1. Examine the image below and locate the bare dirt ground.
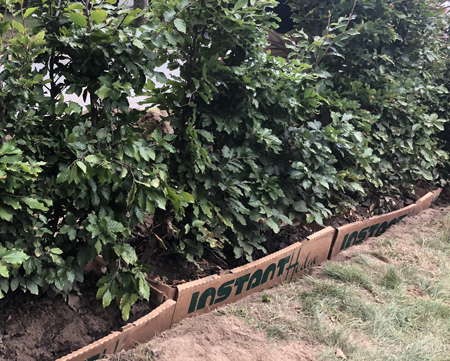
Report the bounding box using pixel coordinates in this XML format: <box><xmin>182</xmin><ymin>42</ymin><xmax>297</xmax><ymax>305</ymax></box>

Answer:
<box><xmin>107</xmin><ymin>204</ymin><xmax>450</xmax><ymax>361</ymax></box>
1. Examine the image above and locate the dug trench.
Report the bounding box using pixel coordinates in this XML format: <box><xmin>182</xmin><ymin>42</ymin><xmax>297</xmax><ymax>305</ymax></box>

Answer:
<box><xmin>1</xmin><ymin>184</ymin><xmax>439</xmax><ymax>361</ymax></box>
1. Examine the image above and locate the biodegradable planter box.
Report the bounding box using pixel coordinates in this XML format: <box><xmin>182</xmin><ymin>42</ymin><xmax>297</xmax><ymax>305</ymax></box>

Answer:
<box><xmin>171</xmin><ymin>227</ymin><xmax>336</xmax><ymax>325</ymax></box>
<box><xmin>329</xmin><ymin>203</ymin><xmax>417</xmax><ymax>259</ymax></box>
<box><xmin>57</xmin><ymin>300</ymin><xmax>176</xmax><ymax>361</ymax></box>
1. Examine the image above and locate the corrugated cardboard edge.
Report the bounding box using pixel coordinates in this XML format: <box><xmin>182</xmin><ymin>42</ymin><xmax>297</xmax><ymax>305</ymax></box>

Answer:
<box><xmin>432</xmin><ymin>188</ymin><xmax>442</xmax><ymax>203</ymax></box>
<box><xmin>171</xmin><ymin>227</ymin><xmax>336</xmax><ymax>325</ymax></box>
<box><xmin>56</xmin><ymin>331</ymin><xmax>125</xmax><ymax>361</ymax></box>
<box><xmin>414</xmin><ymin>192</ymin><xmax>434</xmax><ymax>215</ymax></box>
<box><xmin>121</xmin><ymin>299</ymin><xmax>176</xmax><ymax>350</ymax></box>
<box><xmin>149</xmin><ymin>283</ymin><xmax>168</xmax><ymax>306</ymax></box>
<box><xmin>148</xmin><ymin>280</ymin><xmax>178</xmax><ymax>300</ymax></box>
<box><xmin>329</xmin><ymin>203</ymin><xmax>417</xmax><ymax>259</ymax></box>
<box><xmin>56</xmin><ymin>300</ymin><xmax>176</xmax><ymax>361</ymax></box>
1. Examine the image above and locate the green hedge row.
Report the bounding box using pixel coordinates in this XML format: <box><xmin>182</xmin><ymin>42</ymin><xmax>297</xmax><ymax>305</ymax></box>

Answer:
<box><xmin>0</xmin><ymin>0</ymin><xmax>448</xmax><ymax>317</ymax></box>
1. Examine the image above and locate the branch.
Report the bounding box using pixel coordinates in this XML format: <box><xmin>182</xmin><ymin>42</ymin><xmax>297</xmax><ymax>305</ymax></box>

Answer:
<box><xmin>315</xmin><ymin>0</ymin><xmax>358</xmax><ymax>68</ymax></box>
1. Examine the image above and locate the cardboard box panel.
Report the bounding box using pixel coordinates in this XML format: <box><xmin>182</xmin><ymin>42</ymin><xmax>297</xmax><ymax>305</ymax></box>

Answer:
<box><xmin>57</xmin><ymin>300</ymin><xmax>176</xmax><ymax>361</ymax></box>
<box><xmin>56</xmin><ymin>332</ymin><xmax>125</xmax><ymax>361</ymax></box>
<box><xmin>414</xmin><ymin>192</ymin><xmax>434</xmax><ymax>215</ymax></box>
<box><xmin>171</xmin><ymin>227</ymin><xmax>336</xmax><ymax>325</ymax></box>
<box><xmin>432</xmin><ymin>188</ymin><xmax>442</xmax><ymax>203</ymax></box>
<box><xmin>148</xmin><ymin>280</ymin><xmax>178</xmax><ymax>300</ymax></box>
<box><xmin>329</xmin><ymin>204</ymin><xmax>417</xmax><ymax>259</ymax></box>
<box><xmin>122</xmin><ymin>299</ymin><xmax>176</xmax><ymax>350</ymax></box>
<box><xmin>149</xmin><ymin>283</ymin><xmax>168</xmax><ymax>306</ymax></box>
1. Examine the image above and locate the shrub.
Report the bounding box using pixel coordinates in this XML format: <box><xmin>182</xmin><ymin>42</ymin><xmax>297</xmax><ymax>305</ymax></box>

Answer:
<box><xmin>0</xmin><ymin>0</ymin><xmax>448</xmax><ymax>317</ymax></box>
<box><xmin>0</xmin><ymin>0</ymin><xmax>193</xmax><ymax>319</ymax></box>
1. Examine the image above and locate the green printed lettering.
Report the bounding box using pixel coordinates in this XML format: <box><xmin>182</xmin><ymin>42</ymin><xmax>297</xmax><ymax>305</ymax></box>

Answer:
<box><xmin>276</xmin><ymin>255</ymin><xmax>291</xmax><ymax>276</ymax></box>
<box><xmin>215</xmin><ymin>280</ymin><xmax>234</xmax><ymax>304</ymax></box>
<box><xmin>399</xmin><ymin>214</ymin><xmax>407</xmax><ymax>222</ymax></box>
<box><xmin>113</xmin><ymin>339</ymin><xmax>120</xmax><ymax>354</ymax></box>
<box><xmin>375</xmin><ymin>221</ymin><xmax>388</xmax><ymax>237</ymax></box>
<box><xmin>340</xmin><ymin>234</ymin><xmax>349</xmax><ymax>250</ymax></box>
<box><xmin>368</xmin><ymin>223</ymin><xmax>379</xmax><ymax>237</ymax></box>
<box><xmin>197</xmin><ymin>288</ymin><xmax>216</xmax><ymax>311</ymax></box>
<box><xmin>261</xmin><ymin>263</ymin><xmax>276</xmax><ymax>284</ymax></box>
<box><xmin>234</xmin><ymin>274</ymin><xmax>250</xmax><ymax>295</ymax></box>
<box><xmin>86</xmin><ymin>355</ymin><xmax>100</xmax><ymax>361</ymax></box>
<box><xmin>246</xmin><ymin>269</ymin><xmax>263</xmax><ymax>291</ymax></box>
<box><xmin>286</xmin><ymin>249</ymin><xmax>300</xmax><ymax>280</ymax></box>
<box><xmin>387</xmin><ymin>218</ymin><xmax>397</xmax><ymax>228</ymax></box>
<box><xmin>347</xmin><ymin>231</ymin><xmax>358</xmax><ymax>247</ymax></box>
<box><xmin>188</xmin><ymin>291</ymin><xmax>200</xmax><ymax>314</ymax></box>
<box><xmin>355</xmin><ymin>227</ymin><xmax>369</xmax><ymax>245</ymax></box>
<box><xmin>299</xmin><ymin>253</ymin><xmax>310</xmax><ymax>271</ymax></box>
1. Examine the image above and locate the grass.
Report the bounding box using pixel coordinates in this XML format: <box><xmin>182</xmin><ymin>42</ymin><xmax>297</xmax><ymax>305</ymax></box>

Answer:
<box><xmin>224</xmin><ymin>211</ymin><xmax>450</xmax><ymax>361</ymax></box>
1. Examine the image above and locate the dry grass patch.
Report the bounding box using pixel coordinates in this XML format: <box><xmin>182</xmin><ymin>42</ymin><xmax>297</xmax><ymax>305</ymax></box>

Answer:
<box><xmin>226</xmin><ymin>208</ymin><xmax>450</xmax><ymax>361</ymax></box>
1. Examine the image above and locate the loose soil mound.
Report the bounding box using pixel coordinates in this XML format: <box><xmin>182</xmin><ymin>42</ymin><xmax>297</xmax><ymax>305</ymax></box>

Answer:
<box><xmin>110</xmin><ymin>314</ymin><xmax>316</xmax><ymax>361</ymax></box>
<box><xmin>0</xmin><ymin>274</ymin><xmax>153</xmax><ymax>361</ymax></box>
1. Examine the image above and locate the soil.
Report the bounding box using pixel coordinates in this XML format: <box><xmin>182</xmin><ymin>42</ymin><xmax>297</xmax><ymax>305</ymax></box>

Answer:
<box><xmin>109</xmin><ymin>313</ymin><xmax>316</xmax><ymax>361</ymax></box>
<box><xmin>142</xmin><ymin>191</ymin><xmax>421</xmax><ymax>286</ymax></box>
<box><xmin>0</xmin><ymin>273</ymin><xmax>153</xmax><ymax>361</ymax></box>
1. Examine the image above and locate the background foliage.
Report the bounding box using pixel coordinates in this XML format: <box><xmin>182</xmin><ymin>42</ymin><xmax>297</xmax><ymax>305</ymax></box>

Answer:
<box><xmin>0</xmin><ymin>0</ymin><xmax>449</xmax><ymax>317</ymax></box>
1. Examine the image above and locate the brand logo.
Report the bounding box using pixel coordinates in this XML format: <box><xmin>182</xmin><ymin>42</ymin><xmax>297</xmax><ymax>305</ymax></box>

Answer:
<box><xmin>188</xmin><ymin>248</ymin><xmax>318</xmax><ymax>314</ymax></box>
<box><xmin>340</xmin><ymin>213</ymin><xmax>410</xmax><ymax>251</ymax></box>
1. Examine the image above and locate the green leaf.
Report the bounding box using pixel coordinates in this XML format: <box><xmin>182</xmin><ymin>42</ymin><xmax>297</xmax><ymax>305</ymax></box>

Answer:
<box><xmin>96</xmin><ymin>86</ymin><xmax>110</xmax><ymax>99</ymax></box>
<box><xmin>24</xmin><ymin>7</ymin><xmax>39</xmax><ymax>19</ymax></box>
<box><xmin>114</xmin><ymin>244</ymin><xmax>138</xmax><ymax>264</ymax></box>
<box><xmin>139</xmin><ymin>275</ymin><xmax>150</xmax><ymax>300</ymax></box>
<box><xmin>180</xmin><ymin>192</ymin><xmax>194</xmax><ymax>203</ymax></box>
<box><xmin>91</xmin><ymin>9</ymin><xmax>108</xmax><ymax>24</ymax></box>
<box><xmin>57</xmin><ymin>168</ymin><xmax>70</xmax><ymax>184</ymax></box>
<box><xmin>0</xmin><ymin>206</ymin><xmax>13</xmax><ymax>222</ymax></box>
<box><xmin>67</xmin><ymin>3</ymin><xmax>85</xmax><ymax>10</ymax></box>
<box><xmin>163</xmin><ymin>9</ymin><xmax>176</xmax><ymax>22</ymax></box>
<box><xmin>133</xmin><ymin>38</ymin><xmax>144</xmax><ymax>49</ymax></box>
<box><xmin>234</xmin><ymin>0</ymin><xmax>247</xmax><ymax>10</ymax></box>
<box><xmin>127</xmin><ymin>182</ymin><xmax>137</xmax><ymax>206</ymax></box>
<box><xmin>76</xmin><ymin>161</ymin><xmax>87</xmax><ymax>173</ymax></box>
<box><xmin>174</xmin><ymin>18</ymin><xmax>186</xmax><ymax>33</ymax></box>
<box><xmin>11</xmin><ymin>20</ymin><xmax>24</xmax><ymax>34</ymax></box>
<box><xmin>102</xmin><ymin>290</ymin><xmax>112</xmax><ymax>308</ymax></box>
<box><xmin>106</xmin><ymin>219</ymin><xmax>125</xmax><ymax>233</ymax></box>
<box><xmin>122</xmin><ymin>304</ymin><xmax>131</xmax><ymax>321</ymax></box>
<box><xmin>293</xmin><ymin>200</ymin><xmax>308</xmax><ymax>213</ymax></box>
<box><xmin>68</xmin><ymin>13</ymin><xmax>87</xmax><ymax>27</ymax></box>
<box><xmin>2</xmin><ymin>197</ymin><xmax>21</xmax><ymax>210</ymax></box>
<box><xmin>0</xmin><ymin>264</ymin><xmax>9</xmax><ymax>278</ymax></box>
<box><xmin>26</xmin><ymin>280</ymin><xmax>39</xmax><ymax>295</ymax></box>
<box><xmin>0</xmin><ymin>140</ymin><xmax>17</xmax><ymax>155</ymax></box>
<box><xmin>85</xmin><ymin>155</ymin><xmax>103</xmax><ymax>164</ymax></box>
<box><xmin>2</xmin><ymin>250</ymin><xmax>29</xmax><ymax>265</ymax></box>
<box><xmin>22</xmin><ymin>197</ymin><xmax>49</xmax><ymax>211</ymax></box>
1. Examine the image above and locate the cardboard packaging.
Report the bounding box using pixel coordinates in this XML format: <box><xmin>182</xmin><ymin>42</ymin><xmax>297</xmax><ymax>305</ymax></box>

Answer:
<box><xmin>329</xmin><ymin>203</ymin><xmax>417</xmax><ymax>259</ymax></box>
<box><xmin>171</xmin><ymin>227</ymin><xmax>336</xmax><ymax>325</ymax></box>
<box><xmin>57</xmin><ymin>300</ymin><xmax>176</xmax><ymax>361</ymax></box>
